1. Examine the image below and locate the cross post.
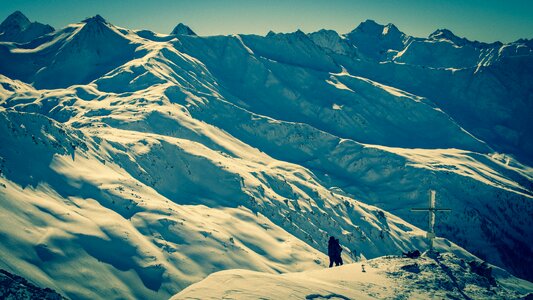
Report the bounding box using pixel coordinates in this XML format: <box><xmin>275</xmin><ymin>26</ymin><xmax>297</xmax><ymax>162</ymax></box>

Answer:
<box><xmin>411</xmin><ymin>190</ymin><xmax>451</xmax><ymax>251</ymax></box>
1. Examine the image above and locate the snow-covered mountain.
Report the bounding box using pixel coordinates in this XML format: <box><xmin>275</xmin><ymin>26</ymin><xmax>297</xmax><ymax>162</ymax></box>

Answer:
<box><xmin>0</xmin><ymin>11</ymin><xmax>54</xmax><ymax>43</ymax></box>
<box><xmin>0</xmin><ymin>12</ymin><xmax>532</xmax><ymax>299</ymax></box>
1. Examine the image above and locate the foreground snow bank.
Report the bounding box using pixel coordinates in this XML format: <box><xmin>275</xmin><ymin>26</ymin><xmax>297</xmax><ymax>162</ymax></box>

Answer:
<box><xmin>173</xmin><ymin>252</ymin><xmax>533</xmax><ymax>300</ymax></box>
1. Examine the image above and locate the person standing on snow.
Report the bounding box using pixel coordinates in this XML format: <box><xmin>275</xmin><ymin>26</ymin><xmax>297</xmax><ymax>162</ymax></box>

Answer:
<box><xmin>328</xmin><ymin>236</ymin><xmax>343</xmax><ymax>267</ymax></box>
<box><xmin>335</xmin><ymin>238</ymin><xmax>343</xmax><ymax>266</ymax></box>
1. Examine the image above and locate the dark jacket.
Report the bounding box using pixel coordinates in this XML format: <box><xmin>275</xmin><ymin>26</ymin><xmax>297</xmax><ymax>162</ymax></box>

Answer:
<box><xmin>328</xmin><ymin>237</ymin><xmax>340</xmax><ymax>257</ymax></box>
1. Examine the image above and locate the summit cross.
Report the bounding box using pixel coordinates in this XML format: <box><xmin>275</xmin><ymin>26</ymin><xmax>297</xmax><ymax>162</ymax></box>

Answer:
<box><xmin>411</xmin><ymin>190</ymin><xmax>451</xmax><ymax>251</ymax></box>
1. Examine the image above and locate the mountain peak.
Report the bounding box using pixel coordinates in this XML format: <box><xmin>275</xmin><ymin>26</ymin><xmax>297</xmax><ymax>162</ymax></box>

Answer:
<box><xmin>263</xmin><ymin>29</ymin><xmax>309</xmax><ymax>42</ymax></box>
<box><xmin>351</xmin><ymin>20</ymin><xmax>404</xmax><ymax>38</ymax></box>
<box><xmin>361</xmin><ymin>19</ymin><xmax>379</xmax><ymax>26</ymax></box>
<box><xmin>171</xmin><ymin>23</ymin><xmax>196</xmax><ymax>36</ymax></box>
<box><xmin>82</xmin><ymin>14</ymin><xmax>107</xmax><ymax>24</ymax></box>
<box><xmin>352</xmin><ymin>19</ymin><xmax>383</xmax><ymax>34</ymax></box>
<box><xmin>1</xmin><ymin>11</ymin><xmax>31</xmax><ymax>30</ymax></box>
<box><xmin>76</xmin><ymin>14</ymin><xmax>115</xmax><ymax>39</ymax></box>
<box><xmin>429</xmin><ymin>29</ymin><xmax>458</xmax><ymax>41</ymax></box>
<box><xmin>429</xmin><ymin>28</ymin><xmax>502</xmax><ymax>48</ymax></box>
<box><xmin>8</xmin><ymin>10</ymin><xmax>26</xmax><ymax>18</ymax></box>
<box><xmin>0</xmin><ymin>11</ymin><xmax>54</xmax><ymax>43</ymax></box>
<box><xmin>293</xmin><ymin>29</ymin><xmax>307</xmax><ymax>38</ymax></box>
<box><xmin>383</xmin><ymin>23</ymin><xmax>401</xmax><ymax>35</ymax></box>
<box><xmin>344</xmin><ymin>20</ymin><xmax>409</xmax><ymax>60</ymax></box>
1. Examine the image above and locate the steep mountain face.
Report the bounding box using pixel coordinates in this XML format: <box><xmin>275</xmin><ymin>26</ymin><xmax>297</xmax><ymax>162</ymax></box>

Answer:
<box><xmin>0</xmin><ymin>12</ymin><xmax>532</xmax><ymax>299</ymax></box>
<box><xmin>0</xmin><ymin>11</ymin><xmax>54</xmax><ymax>43</ymax></box>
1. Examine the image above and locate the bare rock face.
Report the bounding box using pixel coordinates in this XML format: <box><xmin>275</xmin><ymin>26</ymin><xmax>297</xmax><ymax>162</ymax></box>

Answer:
<box><xmin>0</xmin><ymin>269</ymin><xmax>66</xmax><ymax>300</ymax></box>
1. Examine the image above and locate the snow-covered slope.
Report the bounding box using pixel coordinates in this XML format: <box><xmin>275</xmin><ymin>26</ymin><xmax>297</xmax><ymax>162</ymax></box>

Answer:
<box><xmin>173</xmin><ymin>252</ymin><xmax>533</xmax><ymax>300</ymax></box>
<box><xmin>0</xmin><ymin>15</ymin><xmax>139</xmax><ymax>89</ymax></box>
<box><xmin>0</xmin><ymin>100</ymin><xmax>439</xmax><ymax>299</ymax></box>
<box><xmin>0</xmin><ymin>12</ymin><xmax>532</xmax><ymax>299</ymax></box>
<box><xmin>335</xmin><ymin>23</ymin><xmax>533</xmax><ymax>165</ymax></box>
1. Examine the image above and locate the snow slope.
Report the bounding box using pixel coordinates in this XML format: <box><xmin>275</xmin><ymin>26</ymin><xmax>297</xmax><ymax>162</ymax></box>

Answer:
<box><xmin>0</xmin><ymin>15</ymin><xmax>139</xmax><ymax>89</ymax></box>
<box><xmin>0</xmin><ymin>12</ymin><xmax>532</xmax><ymax>299</ymax></box>
<box><xmin>174</xmin><ymin>252</ymin><xmax>533</xmax><ymax>300</ymax></box>
<box><xmin>336</xmin><ymin>25</ymin><xmax>533</xmax><ymax>165</ymax></box>
<box><xmin>0</xmin><ymin>106</ymin><xmax>440</xmax><ymax>299</ymax></box>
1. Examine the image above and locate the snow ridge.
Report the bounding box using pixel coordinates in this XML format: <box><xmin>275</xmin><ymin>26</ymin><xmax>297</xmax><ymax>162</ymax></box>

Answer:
<box><xmin>174</xmin><ymin>252</ymin><xmax>533</xmax><ymax>300</ymax></box>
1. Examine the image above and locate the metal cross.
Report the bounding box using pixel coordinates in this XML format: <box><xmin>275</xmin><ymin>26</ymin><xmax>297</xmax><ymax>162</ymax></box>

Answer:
<box><xmin>411</xmin><ymin>190</ymin><xmax>451</xmax><ymax>251</ymax></box>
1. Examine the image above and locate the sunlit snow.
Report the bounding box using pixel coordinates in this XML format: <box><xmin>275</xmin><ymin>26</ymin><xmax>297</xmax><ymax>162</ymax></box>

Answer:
<box><xmin>0</xmin><ymin>11</ymin><xmax>532</xmax><ymax>300</ymax></box>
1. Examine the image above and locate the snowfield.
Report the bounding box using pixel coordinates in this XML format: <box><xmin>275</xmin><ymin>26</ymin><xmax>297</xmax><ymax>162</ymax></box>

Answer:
<box><xmin>0</xmin><ymin>11</ymin><xmax>532</xmax><ymax>299</ymax></box>
<box><xmin>173</xmin><ymin>252</ymin><xmax>533</xmax><ymax>300</ymax></box>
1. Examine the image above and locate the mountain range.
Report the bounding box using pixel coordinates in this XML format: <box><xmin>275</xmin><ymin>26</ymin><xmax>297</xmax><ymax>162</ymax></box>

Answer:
<box><xmin>0</xmin><ymin>11</ymin><xmax>532</xmax><ymax>299</ymax></box>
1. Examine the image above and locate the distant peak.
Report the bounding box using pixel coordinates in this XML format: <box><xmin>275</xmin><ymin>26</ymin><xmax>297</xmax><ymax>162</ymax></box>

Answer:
<box><xmin>383</xmin><ymin>23</ymin><xmax>401</xmax><ymax>35</ymax></box>
<box><xmin>171</xmin><ymin>23</ymin><xmax>196</xmax><ymax>36</ymax></box>
<box><xmin>351</xmin><ymin>19</ymin><xmax>385</xmax><ymax>34</ymax></box>
<box><xmin>384</xmin><ymin>23</ymin><xmax>399</xmax><ymax>31</ymax></box>
<box><xmin>73</xmin><ymin>14</ymin><xmax>124</xmax><ymax>42</ymax></box>
<box><xmin>429</xmin><ymin>29</ymin><xmax>478</xmax><ymax>44</ymax></box>
<box><xmin>361</xmin><ymin>19</ymin><xmax>380</xmax><ymax>26</ymax></box>
<box><xmin>1</xmin><ymin>10</ymin><xmax>31</xmax><ymax>28</ymax></box>
<box><xmin>7</xmin><ymin>11</ymin><xmax>29</xmax><ymax>21</ymax></box>
<box><xmin>429</xmin><ymin>29</ymin><xmax>457</xmax><ymax>40</ymax></box>
<box><xmin>82</xmin><ymin>15</ymin><xmax>107</xmax><ymax>24</ymax></box>
<box><xmin>293</xmin><ymin>29</ymin><xmax>307</xmax><ymax>38</ymax></box>
<box><xmin>315</xmin><ymin>28</ymin><xmax>334</xmax><ymax>34</ymax></box>
<box><xmin>310</xmin><ymin>29</ymin><xmax>340</xmax><ymax>37</ymax></box>
<box><xmin>0</xmin><ymin>11</ymin><xmax>54</xmax><ymax>43</ymax></box>
<box><xmin>265</xmin><ymin>29</ymin><xmax>308</xmax><ymax>41</ymax></box>
<box><xmin>349</xmin><ymin>19</ymin><xmax>405</xmax><ymax>38</ymax></box>
<box><xmin>429</xmin><ymin>28</ymin><xmax>502</xmax><ymax>48</ymax></box>
<box><xmin>8</xmin><ymin>11</ymin><xmax>28</xmax><ymax>21</ymax></box>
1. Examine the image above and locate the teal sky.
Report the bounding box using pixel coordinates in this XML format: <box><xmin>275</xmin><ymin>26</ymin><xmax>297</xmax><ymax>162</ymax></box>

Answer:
<box><xmin>1</xmin><ymin>0</ymin><xmax>532</xmax><ymax>42</ymax></box>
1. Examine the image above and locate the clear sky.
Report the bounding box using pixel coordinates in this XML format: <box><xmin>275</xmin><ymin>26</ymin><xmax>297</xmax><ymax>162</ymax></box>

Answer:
<box><xmin>1</xmin><ymin>0</ymin><xmax>532</xmax><ymax>43</ymax></box>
